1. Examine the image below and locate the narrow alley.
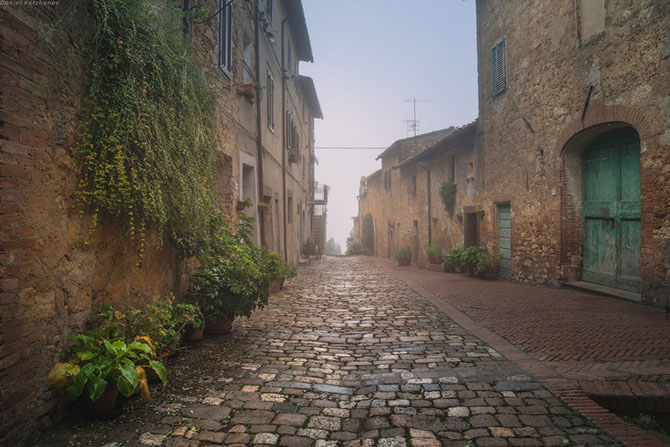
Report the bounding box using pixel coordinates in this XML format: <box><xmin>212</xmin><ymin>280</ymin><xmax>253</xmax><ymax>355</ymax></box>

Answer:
<box><xmin>38</xmin><ymin>256</ymin><xmax>670</xmax><ymax>447</ymax></box>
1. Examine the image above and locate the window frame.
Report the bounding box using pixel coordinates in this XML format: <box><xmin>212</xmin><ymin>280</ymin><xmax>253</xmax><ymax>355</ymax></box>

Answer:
<box><xmin>218</xmin><ymin>0</ymin><xmax>233</xmax><ymax>78</ymax></box>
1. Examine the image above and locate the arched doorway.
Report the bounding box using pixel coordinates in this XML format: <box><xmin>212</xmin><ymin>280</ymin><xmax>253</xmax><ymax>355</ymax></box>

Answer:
<box><xmin>582</xmin><ymin>128</ymin><xmax>640</xmax><ymax>292</ymax></box>
<box><xmin>570</xmin><ymin>127</ymin><xmax>641</xmax><ymax>293</ymax></box>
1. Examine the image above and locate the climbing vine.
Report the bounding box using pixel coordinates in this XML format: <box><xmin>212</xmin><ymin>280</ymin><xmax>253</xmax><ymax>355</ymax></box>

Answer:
<box><xmin>439</xmin><ymin>181</ymin><xmax>457</xmax><ymax>215</ymax></box>
<box><xmin>77</xmin><ymin>0</ymin><xmax>220</xmax><ymax>258</ymax></box>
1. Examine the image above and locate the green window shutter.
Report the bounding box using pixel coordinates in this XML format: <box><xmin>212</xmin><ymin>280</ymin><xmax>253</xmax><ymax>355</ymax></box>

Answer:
<box><xmin>491</xmin><ymin>39</ymin><xmax>506</xmax><ymax>97</ymax></box>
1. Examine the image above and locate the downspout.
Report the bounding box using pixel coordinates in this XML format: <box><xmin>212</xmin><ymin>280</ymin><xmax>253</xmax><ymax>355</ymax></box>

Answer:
<box><xmin>254</xmin><ymin>0</ymin><xmax>265</xmax><ymax>246</ymax></box>
<box><xmin>281</xmin><ymin>17</ymin><xmax>288</xmax><ymax>262</ymax></box>
<box><xmin>427</xmin><ymin>168</ymin><xmax>432</xmax><ymax>245</ymax></box>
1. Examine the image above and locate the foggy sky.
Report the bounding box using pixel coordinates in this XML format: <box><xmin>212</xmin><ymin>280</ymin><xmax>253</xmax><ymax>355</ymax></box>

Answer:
<box><xmin>300</xmin><ymin>1</ymin><xmax>479</xmax><ymax>249</ymax></box>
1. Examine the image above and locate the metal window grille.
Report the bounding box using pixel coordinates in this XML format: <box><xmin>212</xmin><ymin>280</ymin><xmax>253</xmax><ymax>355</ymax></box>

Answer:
<box><xmin>218</xmin><ymin>0</ymin><xmax>233</xmax><ymax>77</ymax></box>
<box><xmin>491</xmin><ymin>39</ymin><xmax>506</xmax><ymax>97</ymax></box>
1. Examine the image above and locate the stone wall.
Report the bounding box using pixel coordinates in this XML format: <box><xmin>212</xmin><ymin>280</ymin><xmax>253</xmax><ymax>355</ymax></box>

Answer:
<box><xmin>358</xmin><ymin>128</ymin><xmax>477</xmax><ymax>264</ymax></box>
<box><xmin>475</xmin><ymin>0</ymin><xmax>670</xmax><ymax>303</ymax></box>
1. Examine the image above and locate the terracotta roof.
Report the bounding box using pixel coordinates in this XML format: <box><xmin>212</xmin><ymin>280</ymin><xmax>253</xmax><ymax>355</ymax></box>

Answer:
<box><xmin>375</xmin><ymin>127</ymin><xmax>456</xmax><ymax>161</ymax></box>
<box><xmin>397</xmin><ymin>120</ymin><xmax>478</xmax><ymax>168</ymax></box>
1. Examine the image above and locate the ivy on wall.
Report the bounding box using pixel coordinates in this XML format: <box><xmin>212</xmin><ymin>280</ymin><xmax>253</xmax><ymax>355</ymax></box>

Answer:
<box><xmin>77</xmin><ymin>0</ymin><xmax>221</xmax><ymax>258</ymax></box>
<box><xmin>439</xmin><ymin>182</ymin><xmax>457</xmax><ymax>215</ymax></box>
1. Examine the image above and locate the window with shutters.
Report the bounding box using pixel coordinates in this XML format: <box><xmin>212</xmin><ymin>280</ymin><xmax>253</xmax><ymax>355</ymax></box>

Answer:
<box><xmin>265</xmin><ymin>0</ymin><xmax>273</xmax><ymax>25</ymax></box>
<box><xmin>218</xmin><ymin>0</ymin><xmax>233</xmax><ymax>78</ymax></box>
<box><xmin>267</xmin><ymin>69</ymin><xmax>274</xmax><ymax>131</ymax></box>
<box><xmin>491</xmin><ymin>38</ymin><xmax>506</xmax><ymax>97</ymax></box>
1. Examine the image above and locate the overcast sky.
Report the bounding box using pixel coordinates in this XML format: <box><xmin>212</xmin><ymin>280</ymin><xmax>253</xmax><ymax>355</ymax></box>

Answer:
<box><xmin>300</xmin><ymin>1</ymin><xmax>479</xmax><ymax>249</ymax></box>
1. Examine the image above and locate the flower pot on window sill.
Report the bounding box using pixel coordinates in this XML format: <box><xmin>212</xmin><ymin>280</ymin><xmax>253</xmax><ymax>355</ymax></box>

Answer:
<box><xmin>236</xmin><ymin>200</ymin><xmax>247</xmax><ymax>211</ymax></box>
<box><xmin>240</xmin><ymin>83</ymin><xmax>255</xmax><ymax>101</ymax></box>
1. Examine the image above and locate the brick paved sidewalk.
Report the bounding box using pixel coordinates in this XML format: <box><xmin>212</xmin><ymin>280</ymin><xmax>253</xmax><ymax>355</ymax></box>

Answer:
<box><xmin>37</xmin><ymin>256</ymin><xmax>666</xmax><ymax>447</ymax></box>
<box><xmin>374</xmin><ymin>256</ymin><xmax>670</xmax><ymax>444</ymax></box>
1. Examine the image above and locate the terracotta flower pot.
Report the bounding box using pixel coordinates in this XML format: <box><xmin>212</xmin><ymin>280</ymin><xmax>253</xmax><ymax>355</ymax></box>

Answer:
<box><xmin>397</xmin><ymin>258</ymin><xmax>410</xmax><ymax>266</ymax></box>
<box><xmin>184</xmin><ymin>328</ymin><xmax>204</xmax><ymax>341</ymax></box>
<box><xmin>236</xmin><ymin>201</ymin><xmax>247</xmax><ymax>211</ymax></box>
<box><xmin>146</xmin><ymin>354</ymin><xmax>168</xmax><ymax>383</ymax></box>
<box><xmin>269</xmin><ymin>275</ymin><xmax>283</xmax><ymax>293</ymax></box>
<box><xmin>482</xmin><ymin>268</ymin><xmax>498</xmax><ymax>281</ymax></box>
<box><xmin>205</xmin><ymin>318</ymin><xmax>234</xmax><ymax>334</ymax></box>
<box><xmin>428</xmin><ymin>256</ymin><xmax>443</xmax><ymax>264</ymax></box>
<box><xmin>90</xmin><ymin>382</ymin><xmax>119</xmax><ymax>415</ymax></box>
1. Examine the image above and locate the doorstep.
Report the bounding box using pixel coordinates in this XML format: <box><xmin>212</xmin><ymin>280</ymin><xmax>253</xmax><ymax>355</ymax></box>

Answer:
<box><xmin>563</xmin><ymin>281</ymin><xmax>641</xmax><ymax>303</ymax></box>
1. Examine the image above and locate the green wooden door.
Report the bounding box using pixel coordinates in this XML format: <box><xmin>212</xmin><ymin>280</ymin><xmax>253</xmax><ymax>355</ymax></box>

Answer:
<box><xmin>582</xmin><ymin>129</ymin><xmax>640</xmax><ymax>293</ymax></box>
<box><xmin>497</xmin><ymin>204</ymin><xmax>511</xmax><ymax>279</ymax></box>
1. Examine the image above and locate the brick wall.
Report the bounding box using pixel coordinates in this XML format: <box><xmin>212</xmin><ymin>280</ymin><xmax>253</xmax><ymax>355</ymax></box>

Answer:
<box><xmin>0</xmin><ymin>1</ymin><xmax>244</xmax><ymax>443</ymax></box>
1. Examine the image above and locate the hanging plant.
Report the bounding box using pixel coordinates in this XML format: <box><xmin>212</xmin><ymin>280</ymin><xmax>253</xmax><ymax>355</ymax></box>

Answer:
<box><xmin>439</xmin><ymin>182</ymin><xmax>457</xmax><ymax>215</ymax></box>
<box><xmin>77</xmin><ymin>0</ymin><xmax>221</xmax><ymax>259</ymax></box>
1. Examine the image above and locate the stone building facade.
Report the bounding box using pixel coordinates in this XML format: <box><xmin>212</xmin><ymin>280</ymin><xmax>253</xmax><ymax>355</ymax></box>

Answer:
<box><xmin>357</xmin><ymin>0</ymin><xmax>669</xmax><ymax>306</ymax></box>
<box><xmin>0</xmin><ymin>0</ymin><xmax>321</xmax><ymax>443</ymax></box>
<box><xmin>357</xmin><ymin>129</ymin><xmax>459</xmax><ymax>263</ymax></box>
<box><xmin>475</xmin><ymin>0</ymin><xmax>669</xmax><ymax>304</ymax></box>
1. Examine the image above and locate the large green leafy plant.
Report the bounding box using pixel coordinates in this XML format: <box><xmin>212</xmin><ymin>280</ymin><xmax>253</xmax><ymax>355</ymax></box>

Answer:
<box><xmin>48</xmin><ymin>329</ymin><xmax>166</xmax><ymax>403</ymax></box>
<box><xmin>78</xmin><ymin>0</ymin><xmax>220</xmax><ymax>257</ymax></box>
<box><xmin>186</xmin><ymin>216</ymin><xmax>272</xmax><ymax>321</ymax></box>
<box><xmin>462</xmin><ymin>246</ymin><xmax>488</xmax><ymax>269</ymax></box>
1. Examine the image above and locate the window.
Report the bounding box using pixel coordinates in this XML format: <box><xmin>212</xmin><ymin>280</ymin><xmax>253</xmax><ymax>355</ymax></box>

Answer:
<box><xmin>409</xmin><ymin>175</ymin><xmax>417</xmax><ymax>196</ymax></box>
<box><xmin>384</xmin><ymin>170</ymin><xmax>392</xmax><ymax>191</ymax></box>
<box><xmin>242</xmin><ymin>39</ymin><xmax>252</xmax><ymax>84</ymax></box>
<box><xmin>491</xmin><ymin>38</ymin><xmax>506</xmax><ymax>97</ymax></box>
<box><xmin>287</xmin><ymin>196</ymin><xmax>293</xmax><ymax>223</ymax></box>
<box><xmin>218</xmin><ymin>0</ymin><xmax>233</xmax><ymax>77</ymax></box>
<box><xmin>265</xmin><ymin>0</ymin><xmax>273</xmax><ymax>25</ymax></box>
<box><xmin>287</xmin><ymin>43</ymin><xmax>292</xmax><ymax>74</ymax></box>
<box><xmin>267</xmin><ymin>69</ymin><xmax>274</xmax><ymax>130</ymax></box>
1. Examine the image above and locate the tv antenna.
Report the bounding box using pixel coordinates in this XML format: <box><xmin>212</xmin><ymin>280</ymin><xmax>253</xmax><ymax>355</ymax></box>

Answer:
<box><xmin>404</xmin><ymin>98</ymin><xmax>433</xmax><ymax>137</ymax></box>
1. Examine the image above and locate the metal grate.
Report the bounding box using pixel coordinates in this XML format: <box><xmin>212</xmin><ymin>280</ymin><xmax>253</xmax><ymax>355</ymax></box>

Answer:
<box><xmin>491</xmin><ymin>39</ymin><xmax>506</xmax><ymax>97</ymax></box>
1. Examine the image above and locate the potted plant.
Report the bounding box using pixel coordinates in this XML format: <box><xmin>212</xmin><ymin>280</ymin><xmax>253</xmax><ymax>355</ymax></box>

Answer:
<box><xmin>462</xmin><ymin>246</ymin><xmax>488</xmax><ymax>277</ymax></box>
<box><xmin>394</xmin><ymin>246</ymin><xmax>412</xmax><ymax>266</ymax></box>
<box><xmin>424</xmin><ymin>243</ymin><xmax>444</xmax><ymax>264</ymax></box>
<box><xmin>302</xmin><ymin>238</ymin><xmax>316</xmax><ymax>257</ymax></box>
<box><xmin>171</xmin><ymin>302</ymin><xmax>205</xmax><ymax>342</ymax></box>
<box><xmin>443</xmin><ymin>248</ymin><xmax>464</xmax><ymax>273</ymax></box>
<box><xmin>187</xmin><ymin>217</ymin><xmax>270</xmax><ymax>334</ymax></box>
<box><xmin>475</xmin><ymin>251</ymin><xmax>502</xmax><ymax>280</ymax></box>
<box><xmin>236</xmin><ymin>197</ymin><xmax>252</xmax><ymax>212</ymax></box>
<box><xmin>241</xmin><ymin>83</ymin><xmax>256</xmax><ymax>101</ymax></box>
<box><xmin>48</xmin><ymin>330</ymin><xmax>166</xmax><ymax>414</ymax></box>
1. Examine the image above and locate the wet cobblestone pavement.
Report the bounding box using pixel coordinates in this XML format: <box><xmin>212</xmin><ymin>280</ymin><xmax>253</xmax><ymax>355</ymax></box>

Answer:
<box><xmin>38</xmin><ymin>257</ymin><xmax>621</xmax><ymax>447</ymax></box>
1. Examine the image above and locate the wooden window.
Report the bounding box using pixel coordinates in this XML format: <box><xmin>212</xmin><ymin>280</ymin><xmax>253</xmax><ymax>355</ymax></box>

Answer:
<box><xmin>267</xmin><ymin>69</ymin><xmax>274</xmax><ymax>130</ymax></box>
<box><xmin>287</xmin><ymin>196</ymin><xmax>293</xmax><ymax>223</ymax></box>
<box><xmin>409</xmin><ymin>175</ymin><xmax>416</xmax><ymax>196</ymax></box>
<box><xmin>218</xmin><ymin>0</ymin><xmax>233</xmax><ymax>78</ymax></box>
<box><xmin>491</xmin><ymin>38</ymin><xmax>506</xmax><ymax>97</ymax></box>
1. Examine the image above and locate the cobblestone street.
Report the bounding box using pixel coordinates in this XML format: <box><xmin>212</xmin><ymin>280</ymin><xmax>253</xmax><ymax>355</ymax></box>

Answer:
<box><xmin>38</xmin><ymin>256</ymin><xmax>668</xmax><ymax>447</ymax></box>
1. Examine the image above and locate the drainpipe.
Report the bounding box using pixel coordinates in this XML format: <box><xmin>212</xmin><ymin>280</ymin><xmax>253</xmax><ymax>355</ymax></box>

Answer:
<box><xmin>281</xmin><ymin>17</ymin><xmax>288</xmax><ymax>262</ymax></box>
<box><xmin>427</xmin><ymin>168</ymin><xmax>432</xmax><ymax>245</ymax></box>
<box><xmin>254</xmin><ymin>0</ymin><xmax>265</xmax><ymax>246</ymax></box>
